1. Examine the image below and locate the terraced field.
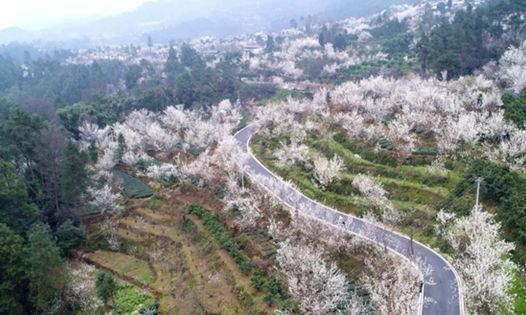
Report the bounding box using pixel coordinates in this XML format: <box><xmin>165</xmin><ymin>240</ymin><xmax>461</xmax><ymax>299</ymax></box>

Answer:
<box><xmin>87</xmin><ymin>250</ymin><xmax>156</xmax><ymax>287</ymax></box>
<box><xmin>251</xmin><ymin>132</ymin><xmax>465</xmax><ymax>249</ymax></box>
<box><xmin>246</xmin><ymin>124</ymin><xmax>526</xmax><ymax>314</ymax></box>
<box><xmin>86</xmin><ymin>188</ymin><xmax>282</xmax><ymax>314</ymax></box>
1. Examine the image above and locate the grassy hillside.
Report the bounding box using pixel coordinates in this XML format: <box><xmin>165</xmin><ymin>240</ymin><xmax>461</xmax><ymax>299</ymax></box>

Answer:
<box><xmin>251</xmin><ymin>130</ymin><xmax>526</xmax><ymax>313</ymax></box>
<box><xmin>251</xmin><ymin>132</ymin><xmax>464</xmax><ymax>249</ymax></box>
<box><xmin>78</xmin><ymin>184</ymin><xmax>298</xmax><ymax>314</ymax></box>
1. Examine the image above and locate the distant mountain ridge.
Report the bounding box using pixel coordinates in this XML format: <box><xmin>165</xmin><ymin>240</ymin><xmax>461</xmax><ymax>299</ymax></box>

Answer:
<box><xmin>0</xmin><ymin>27</ymin><xmax>34</xmax><ymax>44</ymax></box>
<box><xmin>0</xmin><ymin>0</ymin><xmax>421</xmax><ymax>47</ymax></box>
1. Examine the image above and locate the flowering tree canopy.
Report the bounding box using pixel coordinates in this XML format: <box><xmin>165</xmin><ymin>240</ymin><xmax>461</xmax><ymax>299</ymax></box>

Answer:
<box><xmin>276</xmin><ymin>240</ymin><xmax>366</xmax><ymax>314</ymax></box>
<box><xmin>313</xmin><ymin>155</ymin><xmax>344</xmax><ymax>189</ymax></box>
<box><xmin>444</xmin><ymin>206</ymin><xmax>516</xmax><ymax>313</ymax></box>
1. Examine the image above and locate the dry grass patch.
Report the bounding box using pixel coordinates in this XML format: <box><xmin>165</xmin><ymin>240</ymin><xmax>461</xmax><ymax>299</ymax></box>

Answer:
<box><xmin>133</xmin><ymin>207</ymin><xmax>173</xmax><ymax>222</ymax></box>
<box><xmin>87</xmin><ymin>250</ymin><xmax>155</xmax><ymax>286</ymax></box>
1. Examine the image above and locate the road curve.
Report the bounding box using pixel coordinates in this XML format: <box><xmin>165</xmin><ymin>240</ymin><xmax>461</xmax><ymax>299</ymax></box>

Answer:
<box><xmin>234</xmin><ymin>124</ymin><xmax>463</xmax><ymax>315</ymax></box>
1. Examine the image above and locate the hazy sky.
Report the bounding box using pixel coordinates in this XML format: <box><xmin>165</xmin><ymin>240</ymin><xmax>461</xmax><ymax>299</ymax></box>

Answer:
<box><xmin>0</xmin><ymin>0</ymin><xmax>153</xmax><ymax>30</ymax></box>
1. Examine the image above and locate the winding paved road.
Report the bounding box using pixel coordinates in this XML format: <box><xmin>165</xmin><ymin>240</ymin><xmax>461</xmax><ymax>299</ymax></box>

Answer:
<box><xmin>235</xmin><ymin>124</ymin><xmax>463</xmax><ymax>315</ymax></box>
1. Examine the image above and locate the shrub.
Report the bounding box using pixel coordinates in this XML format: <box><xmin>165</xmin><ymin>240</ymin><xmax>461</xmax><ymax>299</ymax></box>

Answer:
<box><xmin>233</xmin><ymin>286</ymin><xmax>255</xmax><ymax>309</ymax></box>
<box><xmin>186</xmin><ymin>203</ymin><xmax>294</xmax><ymax>307</ymax></box>
<box><xmin>55</xmin><ymin>220</ymin><xmax>86</xmax><ymax>256</ymax></box>
<box><xmin>332</xmin><ymin>133</ymin><xmax>398</xmax><ymax>166</ymax></box>
<box><xmin>95</xmin><ymin>271</ymin><xmax>115</xmax><ymax>305</ymax></box>
<box><xmin>186</xmin><ymin>204</ymin><xmax>253</xmax><ymax>274</ymax></box>
<box><xmin>251</xmin><ymin>270</ymin><xmax>266</xmax><ymax>291</ymax></box>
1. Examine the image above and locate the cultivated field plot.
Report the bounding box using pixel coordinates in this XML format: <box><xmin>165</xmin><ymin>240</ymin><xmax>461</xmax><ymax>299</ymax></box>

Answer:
<box><xmin>86</xmin><ymin>250</ymin><xmax>155</xmax><ymax>286</ymax></box>
<box><xmin>85</xmin><ymin>188</ymin><xmax>282</xmax><ymax>314</ymax></box>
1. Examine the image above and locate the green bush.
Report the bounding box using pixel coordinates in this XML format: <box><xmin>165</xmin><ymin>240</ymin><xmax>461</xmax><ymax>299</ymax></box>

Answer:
<box><xmin>327</xmin><ymin>178</ymin><xmax>357</xmax><ymax>195</ymax></box>
<box><xmin>412</xmin><ymin>147</ymin><xmax>439</xmax><ymax>156</ymax></box>
<box><xmin>95</xmin><ymin>271</ymin><xmax>115</xmax><ymax>305</ymax></box>
<box><xmin>135</xmin><ymin>158</ymin><xmax>161</xmax><ymax>173</ymax></box>
<box><xmin>262</xmin><ymin>277</ymin><xmax>286</xmax><ymax>306</ymax></box>
<box><xmin>504</xmin><ymin>92</ymin><xmax>526</xmax><ymax>129</ymax></box>
<box><xmin>332</xmin><ymin>133</ymin><xmax>398</xmax><ymax>166</ymax></box>
<box><xmin>55</xmin><ymin>219</ymin><xmax>86</xmax><ymax>255</ymax></box>
<box><xmin>265</xmin><ymin>277</ymin><xmax>284</xmax><ymax>298</ymax></box>
<box><xmin>233</xmin><ymin>286</ymin><xmax>255</xmax><ymax>309</ymax></box>
<box><xmin>187</xmin><ymin>204</ymin><xmax>253</xmax><ymax>274</ymax></box>
<box><xmin>186</xmin><ymin>204</ymin><xmax>294</xmax><ymax>308</ymax></box>
<box><xmin>251</xmin><ymin>271</ymin><xmax>266</xmax><ymax>291</ymax></box>
<box><xmin>335</xmin><ymin>56</ymin><xmax>415</xmax><ymax>82</ymax></box>
<box><xmin>145</xmin><ymin>198</ymin><xmax>165</xmax><ymax>210</ymax></box>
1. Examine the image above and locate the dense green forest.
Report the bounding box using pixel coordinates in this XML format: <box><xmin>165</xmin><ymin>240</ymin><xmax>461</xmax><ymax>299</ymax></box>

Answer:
<box><xmin>0</xmin><ymin>97</ymin><xmax>93</xmax><ymax>313</ymax></box>
<box><xmin>417</xmin><ymin>0</ymin><xmax>526</xmax><ymax>78</ymax></box>
<box><xmin>0</xmin><ymin>43</ymin><xmax>275</xmax><ymax>122</ymax></box>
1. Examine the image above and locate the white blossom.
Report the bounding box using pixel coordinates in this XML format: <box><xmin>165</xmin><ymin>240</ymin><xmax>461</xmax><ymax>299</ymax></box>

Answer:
<box><xmin>436</xmin><ymin>209</ymin><xmax>456</xmax><ymax>225</ymax></box>
<box><xmin>87</xmin><ymin>184</ymin><xmax>122</xmax><ymax>214</ymax></box>
<box><xmin>145</xmin><ymin>163</ymin><xmax>180</xmax><ymax>182</ymax></box>
<box><xmin>69</xmin><ymin>264</ymin><xmax>102</xmax><ymax>312</ymax></box>
<box><xmin>362</xmin><ymin>252</ymin><xmax>420</xmax><ymax>315</ymax></box>
<box><xmin>498</xmin><ymin>41</ymin><xmax>526</xmax><ymax>94</ymax></box>
<box><xmin>210</xmin><ymin>99</ymin><xmax>241</xmax><ymax>135</ymax></box>
<box><xmin>274</xmin><ymin>140</ymin><xmax>309</xmax><ymax>166</ymax></box>
<box><xmin>223</xmin><ymin>188</ymin><xmax>262</xmax><ymax>229</ymax></box>
<box><xmin>313</xmin><ymin>155</ymin><xmax>344</xmax><ymax>189</ymax></box>
<box><xmin>445</xmin><ymin>206</ymin><xmax>516</xmax><ymax>313</ymax></box>
<box><xmin>352</xmin><ymin>174</ymin><xmax>388</xmax><ymax>205</ymax></box>
<box><xmin>276</xmin><ymin>240</ymin><xmax>352</xmax><ymax>314</ymax></box>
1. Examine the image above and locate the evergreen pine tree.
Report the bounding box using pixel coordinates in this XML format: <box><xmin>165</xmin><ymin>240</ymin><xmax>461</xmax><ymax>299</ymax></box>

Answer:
<box><xmin>24</xmin><ymin>224</ymin><xmax>66</xmax><ymax>313</ymax></box>
<box><xmin>59</xmin><ymin>141</ymin><xmax>88</xmax><ymax>205</ymax></box>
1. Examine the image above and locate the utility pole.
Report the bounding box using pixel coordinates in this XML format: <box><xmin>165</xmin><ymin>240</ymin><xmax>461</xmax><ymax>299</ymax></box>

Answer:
<box><xmin>475</xmin><ymin>177</ymin><xmax>482</xmax><ymax>211</ymax></box>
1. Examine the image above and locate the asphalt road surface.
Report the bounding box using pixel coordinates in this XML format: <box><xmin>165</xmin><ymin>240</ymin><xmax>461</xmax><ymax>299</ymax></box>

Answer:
<box><xmin>234</xmin><ymin>124</ymin><xmax>463</xmax><ymax>315</ymax></box>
